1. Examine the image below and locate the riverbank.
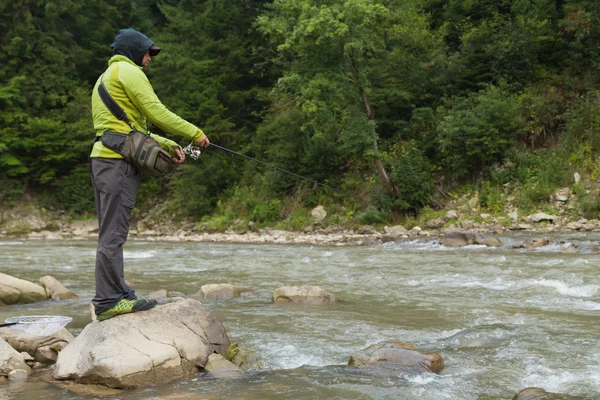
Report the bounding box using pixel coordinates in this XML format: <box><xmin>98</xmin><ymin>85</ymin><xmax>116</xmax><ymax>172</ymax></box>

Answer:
<box><xmin>3</xmin><ymin>204</ymin><xmax>600</xmax><ymax>248</ymax></box>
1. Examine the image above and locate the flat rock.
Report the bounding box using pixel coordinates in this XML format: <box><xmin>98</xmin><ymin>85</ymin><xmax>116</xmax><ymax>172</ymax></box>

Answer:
<box><xmin>512</xmin><ymin>387</ymin><xmax>585</xmax><ymax>400</ymax></box>
<box><xmin>191</xmin><ymin>284</ymin><xmax>253</xmax><ymax>301</ymax></box>
<box><xmin>203</xmin><ymin>354</ymin><xmax>244</xmax><ymax>378</ymax></box>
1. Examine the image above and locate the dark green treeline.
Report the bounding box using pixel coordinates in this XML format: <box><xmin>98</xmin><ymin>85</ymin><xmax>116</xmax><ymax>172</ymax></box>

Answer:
<box><xmin>3</xmin><ymin>0</ymin><xmax>600</xmax><ymax>225</ymax></box>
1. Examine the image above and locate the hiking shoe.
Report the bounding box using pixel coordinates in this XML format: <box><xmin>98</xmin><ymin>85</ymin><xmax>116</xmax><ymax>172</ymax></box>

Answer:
<box><xmin>96</xmin><ymin>298</ymin><xmax>157</xmax><ymax>321</ymax></box>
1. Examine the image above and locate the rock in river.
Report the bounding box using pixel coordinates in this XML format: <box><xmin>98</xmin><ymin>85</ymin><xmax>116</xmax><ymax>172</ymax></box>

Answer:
<box><xmin>272</xmin><ymin>285</ymin><xmax>336</xmax><ymax>305</ymax></box>
<box><xmin>0</xmin><ymin>272</ymin><xmax>48</xmax><ymax>306</ymax></box>
<box><xmin>348</xmin><ymin>342</ymin><xmax>444</xmax><ymax>374</ymax></box>
<box><xmin>512</xmin><ymin>387</ymin><xmax>585</xmax><ymax>400</ymax></box>
<box><xmin>53</xmin><ymin>299</ymin><xmax>230</xmax><ymax>388</ymax></box>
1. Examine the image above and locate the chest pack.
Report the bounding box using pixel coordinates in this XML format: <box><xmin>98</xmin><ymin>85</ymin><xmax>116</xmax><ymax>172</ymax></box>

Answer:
<box><xmin>95</xmin><ymin>76</ymin><xmax>172</xmax><ymax>176</ymax></box>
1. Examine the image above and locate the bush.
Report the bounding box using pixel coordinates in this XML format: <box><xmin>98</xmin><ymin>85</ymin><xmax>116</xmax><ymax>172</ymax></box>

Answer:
<box><xmin>390</xmin><ymin>143</ymin><xmax>435</xmax><ymax>211</ymax></box>
<box><xmin>56</xmin><ymin>166</ymin><xmax>95</xmax><ymax>215</ymax></box>
<box><xmin>356</xmin><ymin>206</ymin><xmax>388</xmax><ymax>225</ymax></box>
<box><xmin>436</xmin><ymin>85</ymin><xmax>524</xmax><ymax>179</ymax></box>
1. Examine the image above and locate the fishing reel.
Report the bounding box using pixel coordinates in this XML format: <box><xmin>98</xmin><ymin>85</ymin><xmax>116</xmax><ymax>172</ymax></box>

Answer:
<box><xmin>183</xmin><ymin>143</ymin><xmax>202</xmax><ymax>160</ymax></box>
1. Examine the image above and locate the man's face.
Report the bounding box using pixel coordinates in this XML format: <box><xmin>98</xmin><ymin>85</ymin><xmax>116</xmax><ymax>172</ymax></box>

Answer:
<box><xmin>142</xmin><ymin>51</ymin><xmax>151</xmax><ymax>70</ymax></box>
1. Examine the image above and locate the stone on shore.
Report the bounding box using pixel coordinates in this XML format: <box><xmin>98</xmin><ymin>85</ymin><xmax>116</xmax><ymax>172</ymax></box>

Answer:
<box><xmin>512</xmin><ymin>387</ymin><xmax>585</xmax><ymax>400</ymax></box>
<box><xmin>53</xmin><ymin>299</ymin><xmax>230</xmax><ymax>388</ymax></box>
<box><xmin>0</xmin><ymin>272</ymin><xmax>48</xmax><ymax>306</ymax></box>
<box><xmin>311</xmin><ymin>206</ymin><xmax>327</xmax><ymax>223</ymax></box>
<box><xmin>39</xmin><ymin>276</ymin><xmax>78</xmax><ymax>300</ymax></box>
<box><xmin>0</xmin><ymin>327</ymin><xmax>74</xmax><ymax>364</ymax></box>
<box><xmin>0</xmin><ymin>337</ymin><xmax>32</xmax><ymax>376</ymax></box>
<box><xmin>348</xmin><ymin>342</ymin><xmax>444</xmax><ymax>374</ymax></box>
<box><xmin>272</xmin><ymin>285</ymin><xmax>336</xmax><ymax>305</ymax></box>
<box><xmin>191</xmin><ymin>284</ymin><xmax>253</xmax><ymax>301</ymax></box>
<box><xmin>440</xmin><ymin>232</ymin><xmax>502</xmax><ymax>247</ymax></box>
<box><xmin>530</xmin><ymin>212</ymin><xmax>556</xmax><ymax>223</ymax></box>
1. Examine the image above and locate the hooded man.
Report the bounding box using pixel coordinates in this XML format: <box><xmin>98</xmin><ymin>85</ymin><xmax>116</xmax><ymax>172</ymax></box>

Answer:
<box><xmin>89</xmin><ymin>28</ymin><xmax>210</xmax><ymax>321</ymax></box>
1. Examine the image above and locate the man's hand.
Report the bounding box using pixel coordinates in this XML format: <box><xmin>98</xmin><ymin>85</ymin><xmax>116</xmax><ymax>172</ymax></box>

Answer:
<box><xmin>172</xmin><ymin>146</ymin><xmax>185</xmax><ymax>164</ymax></box>
<box><xmin>195</xmin><ymin>134</ymin><xmax>210</xmax><ymax>148</ymax></box>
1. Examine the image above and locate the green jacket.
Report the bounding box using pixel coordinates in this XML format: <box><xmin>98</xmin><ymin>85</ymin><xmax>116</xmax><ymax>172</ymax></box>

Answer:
<box><xmin>90</xmin><ymin>55</ymin><xmax>204</xmax><ymax>158</ymax></box>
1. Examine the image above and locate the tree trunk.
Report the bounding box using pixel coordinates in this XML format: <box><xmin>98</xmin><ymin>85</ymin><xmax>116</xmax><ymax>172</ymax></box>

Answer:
<box><xmin>360</xmin><ymin>89</ymin><xmax>399</xmax><ymax>198</ymax></box>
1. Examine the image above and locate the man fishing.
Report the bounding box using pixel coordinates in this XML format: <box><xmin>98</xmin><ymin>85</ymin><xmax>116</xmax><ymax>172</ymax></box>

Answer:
<box><xmin>90</xmin><ymin>28</ymin><xmax>209</xmax><ymax>321</ymax></box>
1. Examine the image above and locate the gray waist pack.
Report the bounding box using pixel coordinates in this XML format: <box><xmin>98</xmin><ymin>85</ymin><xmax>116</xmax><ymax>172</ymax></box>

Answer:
<box><xmin>101</xmin><ymin>131</ymin><xmax>172</xmax><ymax>176</ymax></box>
<box><xmin>96</xmin><ymin>75</ymin><xmax>172</xmax><ymax>176</ymax></box>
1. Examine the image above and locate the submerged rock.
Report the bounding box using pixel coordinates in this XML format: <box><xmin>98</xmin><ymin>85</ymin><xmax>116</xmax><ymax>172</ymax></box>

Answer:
<box><xmin>226</xmin><ymin>343</ymin><xmax>261</xmax><ymax>370</ymax></box>
<box><xmin>53</xmin><ymin>299</ymin><xmax>230</xmax><ymax>388</ymax></box>
<box><xmin>39</xmin><ymin>276</ymin><xmax>78</xmax><ymax>300</ymax></box>
<box><xmin>0</xmin><ymin>272</ymin><xmax>48</xmax><ymax>306</ymax></box>
<box><xmin>192</xmin><ymin>284</ymin><xmax>253</xmax><ymax>300</ymax></box>
<box><xmin>348</xmin><ymin>342</ymin><xmax>444</xmax><ymax>374</ymax></box>
<box><xmin>272</xmin><ymin>285</ymin><xmax>336</xmax><ymax>305</ymax></box>
<box><xmin>512</xmin><ymin>387</ymin><xmax>585</xmax><ymax>400</ymax></box>
<box><xmin>440</xmin><ymin>232</ymin><xmax>502</xmax><ymax>247</ymax></box>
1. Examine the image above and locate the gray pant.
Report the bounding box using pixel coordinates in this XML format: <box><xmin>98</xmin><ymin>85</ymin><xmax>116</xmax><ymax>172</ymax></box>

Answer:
<box><xmin>90</xmin><ymin>158</ymin><xmax>141</xmax><ymax>314</ymax></box>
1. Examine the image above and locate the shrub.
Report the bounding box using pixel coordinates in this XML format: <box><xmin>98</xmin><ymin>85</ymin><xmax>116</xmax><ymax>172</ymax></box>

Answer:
<box><xmin>356</xmin><ymin>206</ymin><xmax>388</xmax><ymax>225</ymax></box>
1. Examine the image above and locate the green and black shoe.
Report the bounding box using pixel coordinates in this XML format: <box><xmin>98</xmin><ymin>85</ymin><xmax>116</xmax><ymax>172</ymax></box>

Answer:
<box><xmin>96</xmin><ymin>298</ymin><xmax>157</xmax><ymax>321</ymax></box>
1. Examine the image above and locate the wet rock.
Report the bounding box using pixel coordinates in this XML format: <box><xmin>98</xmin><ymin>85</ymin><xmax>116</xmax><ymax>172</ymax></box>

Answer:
<box><xmin>440</xmin><ymin>232</ymin><xmax>502</xmax><ymax>247</ymax></box>
<box><xmin>272</xmin><ymin>285</ymin><xmax>336</xmax><ymax>305</ymax></box>
<box><xmin>311</xmin><ymin>206</ymin><xmax>327</xmax><ymax>223</ymax></box>
<box><xmin>226</xmin><ymin>343</ymin><xmax>261</xmax><ymax>370</ymax></box>
<box><xmin>531</xmin><ymin>212</ymin><xmax>556</xmax><ymax>223</ymax></box>
<box><xmin>561</xmin><ymin>246</ymin><xmax>578</xmax><ymax>254</ymax></box>
<box><xmin>39</xmin><ymin>276</ymin><xmax>78</xmax><ymax>301</ymax></box>
<box><xmin>0</xmin><ymin>337</ymin><xmax>31</xmax><ymax>376</ymax></box>
<box><xmin>53</xmin><ymin>299</ymin><xmax>230</xmax><ymax>388</ymax></box>
<box><xmin>349</xmin><ymin>342</ymin><xmax>444</xmax><ymax>374</ymax></box>
<box><xmin>191</xmin><ymin>284</ymin><xmax>253</xmax><ymax>301</ymax></box>
<box><xmin>511</xmin><ymin>387</ymin><xmax>585</xmax><ymax>400</ymax></box>
<box><xmin>8</xmin><ymin>369</ymin><xmax>28</xmax><ymax>381</ymax></box>
<box><xmin>514</xmin><ymin>238</ymin><xmax>550</xmax><ymax>249</ymax></box>
<box><xmin>425</xmin><ymin>218</ymin><xmax>445</xmax><ymax>229</ymax></box>
<box><xmin>0</xmin><ymin>327</ymin><xmax>74</xmax><ymax>364</ymax></box>
<box><xmin>203</xmin><ymin>354</ymin><xmax>244</xmax><ymax>378</ymax></box>
<box><xmin>0</xmin><ymin>273</ymin><xmax>48</xmax><ymax>306</ymax></box>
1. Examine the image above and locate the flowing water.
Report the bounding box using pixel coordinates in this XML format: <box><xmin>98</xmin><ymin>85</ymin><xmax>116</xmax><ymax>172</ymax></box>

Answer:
<box><xmin>0</xmin><ymin>234</ymin><xmax>599</xmax><ymax>399</ymax></box>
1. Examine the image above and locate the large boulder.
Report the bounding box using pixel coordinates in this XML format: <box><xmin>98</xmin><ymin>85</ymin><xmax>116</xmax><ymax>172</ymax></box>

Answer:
<box><xmin>272</xmin><ymin>285</ymin><xmax>336</xmax><ymax>305</ymax></box>
<box><xmin>0</xmin><ymin>327</ymin><xmax>74</xmax><ymax>363</ymax></box>
<box><xmin>348</xmin><ymin>342</ymin><xmax>444</xmax><ymax>374</ymax></box>
<box><xmin>440</xmin><ymin>232</ymin><xmax>502</xmax><ymax>247</ymax></box>
<box><xmin>39</xmin><ymin>276</ymin><xmax>78</xmax><ymax>300</ymax></box>
<box><xmin>53</xmin><ymin>299</ymin><xmax>230</xmax><ymax>388</ymax></box>
<box><xmin>0</xmin><ymin>273</ymin><xmax>48</xmax><ymax>306</ymax></box>
<box><xmin>191</xmin><ymin>284</ymin><xmax>253</xmax><ymax>300</ymax></box>
<box><xmin>512</xmin><ymin>387</ymin><xmax>585</xmax><ymax>400</ymax></box>
<box><xmin>0</xmin><ymin>337</ymin><xmax>31</xmax><ymax>376</ymax></box>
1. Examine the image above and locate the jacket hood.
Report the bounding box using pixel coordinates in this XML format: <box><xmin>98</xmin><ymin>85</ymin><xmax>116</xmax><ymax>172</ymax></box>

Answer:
<box><xmin>111</xmin><ymin>29</ymin><xmax>160</xmax><ymax>67</ymax></box>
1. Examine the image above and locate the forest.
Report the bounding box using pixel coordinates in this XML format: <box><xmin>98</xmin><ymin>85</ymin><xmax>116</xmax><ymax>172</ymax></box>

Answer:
<box><xmin>3</xmin><ymin>0</ymin><xmax>600</xmax><ymax>229</ymax></box>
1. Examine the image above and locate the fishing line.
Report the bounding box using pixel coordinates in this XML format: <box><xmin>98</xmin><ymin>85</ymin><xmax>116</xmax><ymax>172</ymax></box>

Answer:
<box><xmin>183</xmin><ymin>142</ymin><xmax>347</xmax><ymax>196</ymax></box>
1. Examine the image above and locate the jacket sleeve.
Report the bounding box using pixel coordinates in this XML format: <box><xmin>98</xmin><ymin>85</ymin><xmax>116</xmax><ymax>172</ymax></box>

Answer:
<box><xmin>119</xmin><ymin>66</ymin><xmax>205</xmax><ymax>142</ymax></box>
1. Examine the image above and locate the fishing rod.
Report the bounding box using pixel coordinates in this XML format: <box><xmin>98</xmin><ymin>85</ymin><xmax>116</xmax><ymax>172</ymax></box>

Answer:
<box><xmin>183</xmin><ymin>142</ymin><xmax>347</xmax><ymax>196</ymax></box>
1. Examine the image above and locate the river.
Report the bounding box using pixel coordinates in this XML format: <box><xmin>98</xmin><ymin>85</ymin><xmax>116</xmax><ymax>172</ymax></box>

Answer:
<box><xmin>0</xmin><ymin>234</ymin><xmax>599</xmax><ymax>399</ymax></box>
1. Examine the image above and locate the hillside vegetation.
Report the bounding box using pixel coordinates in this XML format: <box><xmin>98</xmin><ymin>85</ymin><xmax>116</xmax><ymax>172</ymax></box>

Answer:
<box><xmin>3</xmin><ymin>0</ymin><xmax>600</xmax><ymax>230</ymax></box>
